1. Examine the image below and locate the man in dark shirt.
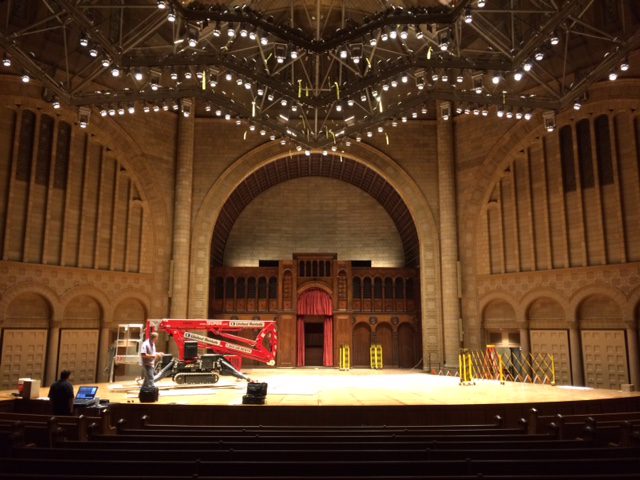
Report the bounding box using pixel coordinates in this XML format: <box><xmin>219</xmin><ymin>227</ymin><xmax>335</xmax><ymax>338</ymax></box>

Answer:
<box><xmin>48</xmin><ymin>370</ymin><xmax>74</xmax><ymax>416</ymax></box>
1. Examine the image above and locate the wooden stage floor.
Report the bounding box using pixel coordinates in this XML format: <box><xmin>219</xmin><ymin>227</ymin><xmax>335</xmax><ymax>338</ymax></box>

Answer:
<box><xmin>17</xmin><ymin>368</ymin><xmax>639</xmax><ymax>407</ymax></box>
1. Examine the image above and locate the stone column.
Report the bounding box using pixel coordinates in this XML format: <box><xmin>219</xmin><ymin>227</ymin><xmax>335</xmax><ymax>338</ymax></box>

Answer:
<box><xmin>437</xmin><ymin>101</ymin><xmax>461</xmax><ymax>367</ymax></box>
<box><xmin>626</xmin><ymin>326</ymin><xmax>639</xmax><ymax>388</ymax></box>
<box><xmin>96</xmin><ymin>326</ymin><xmax>112</xmax><ymax>383</ymax></box>
<box><xmin>45</xmin><ymin>324</ymin><xmax>61</xmax><ymax>386</ymax></box>
<box><xmin>569</xmin><ymin>326</ymin><xmax>584</xmax><ymax>386</ymax></box>
<box><xmin>170</xmin><ymin>103</ymin><xmax>195</xmax><ymax>318</ymax></box>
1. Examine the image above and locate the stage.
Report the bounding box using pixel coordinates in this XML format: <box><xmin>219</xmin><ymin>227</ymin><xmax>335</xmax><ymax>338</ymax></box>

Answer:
<box><xmin>15</xmin><ymin>368</ymin><xmax>639</xmax><ymax>407</ymax></box>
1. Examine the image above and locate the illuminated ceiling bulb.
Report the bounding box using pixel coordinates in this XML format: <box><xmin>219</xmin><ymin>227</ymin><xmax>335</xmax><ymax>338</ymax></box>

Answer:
<box><xmin>239</xmin><ymin>25</ymin><xmax>248</xmax><ymax>37</ymax></box>
<box><xmin>225</xmin><ymin>72</ymin><xmax>233</xmax><ymax>81</ymax></box>
<box><xmin>534</xmin><ymin>51</ymin><xmax>544</xmax><ymax>61</ymax></box>
<box><xmin>380</xmin><ymin>31</ymin><xmax>389</xmax><ymax>42</ymax></box>
<box><xmin>167</xmin><ymin>9</ymin><xmax>176</xmax><ymax>22</ymax></box>
<box><xmin>345</xmin><ymin>140</ymin><xmax>351</xmax><ymax>146</ymax></box>
<box><xmin>244</xmin><ymin>82</ymin><xmax>252</xmax><ymax>90</ymax></box>
<box><xmin>390</xmin><ymin>79</ymin><xmax>398</xmax><ymax>88</ymax></box>
<box><xmin>515</xmin><ymin>111</ymin><xmax>523</xmax><ymax>119</ymax></box>
<box><xmin>249</xmin><ymin>124</ymin><xmax>256</xmax><ymax>131</ymax></box>
<box><xmin>2</xmin><ymin>55</ymin><xmax>11</xmax><ymax>67</ymax></box>
<box><xmin>143</xmin><ymin>104</ymin><xmax>150</xmax><ymax>113</ymax></box>
<box><xmin>79</xmin><ymin>33</ymin><xmax>89</xmax><ymax>48</ymax></box>
<box><xmin>549</xmin><ymin>32</ymin><xmax>560</xmax><ymax>46</ymax></box>
<box><xmin>280</xmin><ymin>98</ymin><xmax>288</xmax><ymax>107</ymax></box>
<box><xmin>108</xmin><ymin>106</ymin><xmax>116</xmax><ymax>116</ymax></box>
<box><xmin>257</xmin><ymin>88</ymin><xmax>264</xmax><ymax>96</ymax></box>
<box><xmin>335</xmin><ymin>103</ymin><xmax>342</xmax><ymax>112</ymax></box>
<box><xmin>156</xmin><ymin>0</ymin><xmax>166</xmax><ymax>9</ymax></box>
<box><xmin>322</xmin><ymin>150</ymin><xmax>328</xmax><ymax>156</ymax></box>
<box><xmin>367</xmin><ymin>131</ymin><xmax>373</xmax><ymax>137</ymax></box>
<box><xmin>99</xmin><ymin>107</ymin><xmax>108</xmax><ymax>117</ymax></box>
<box><xmin>360</xmin><ymin>93</ymin><xmax>367</xmax><ymax>102</ymax></box>
<box><xmin>513</xmin><ymin>71</ymin><xmax>523</xmax><ymax>81</ymax></box>
<box><xmin>331</xmin><ymin>145</ymin><xmax>337</xmax><ymax>152</ymax></box>
<box><xmin>339</xmin><ymin>46</ymin><xmax>348</xmax><ymax>59</ymax></box>
<box><xmin>456</xmin><ymin>74</ymin><xmax>464</xmax><ymax>83</ymax></box>
<box><xmin>432</xmin><ymin>72</ymin><xmax>439</xmax><ymax>82</ymax></box>
<box><xmin>188</xmin><ymin>36</ymin><xmax>198</xmax><ymax>48</ymax></box>
<box><xmin>296</xmin><ymin>145</ymin><xmax>302</xmax><ymax>152</ymax></box>
<box><xmin>411</xmin><ymin>112</ymin><xmax>418</xmax><ymax>119</ymax></box>
<box><xmin>481</xmin><ymin>108</ymin><xmax>488</xmax><ymax>116</ymax></box>
<box><xmin>473</xmin><ymin>108</ymin><xmax>480</xmax><ymax>116</ymax></box>
<box><xmin>464</xmin><ymin>106</ymin><xmax>470</xmax><ymax>115</ymax></box>
<box><xmin>185</xmin><ymin>71</ymin><xmax>193</xmax><ymax>80</ymax></box>
<box><xmin>496</xmin><ymin>108</ymin><xmax>504</xmax><ymax>118</ymax></box>
<box><xmin>259</xmin><ymin>129</ymin><xmax>266</xmax><ymax>136</ymax></box>
<box><xmin>304</xmin><ymin>149</ymin><xmax>311</xmax><ymax>156</ymax></box>
<box><xmin>118</xmin><ymin>106</ymin><xmax>125</xmax><ymax>115</ymax></box>
<box><xmin>291</xmin><ymin>104</ymin><xmax>298</xmax><ymax>112</ymax></box>
<box><xmin>421</xmin><ymin>107</ymin><xmax>428</xmax><ymax>115</ymax></box>
<box><xmin>491</xmin><ymin>73</ymin><xmax>502</xmax><ymax>85</ymax></box>
<box><xmin>399</xmin><ymin>26</ymin><xmax>408</xmax><ymax>40</ymax></box>
<box><xmin>399</xmin><ymin>74</ymin><xmax>408</xmax><ymax>84</ymax></box>
<box><xmin>377</xmin><ymin>125</ymin><xmax>384</xmax><ymax>132</ymax></box>
<box><xmin>162</xmin><ymin>103</ymin><xmax>169</xmax><ymax>111</ymax></box>
<box><xmin>134</xmin><ymin>70</ymin><xmax>144</xmax><ymax>81</ymax></box>
<box><xmin>249</xmin><ymin>31</ymin><xmax>257</xmax><ymax>41</ymax></box>
<box><xmin>111</xmin><ymin>67</ymin><xmax>120</xmax><ymax>77</ymax></box>
<box><xmin>260</xmin><ymin>33</ymin><xmax>268</xmax><ymax>46</ymax></box>
<box><xmin>224</xmin><ymin>113</ymin><xmax>231</xmax><ymax>120</ymax></box>
<box><xmin>416</xmin><ymin>77</ymin><xmax>425</xmax><ymax>90</ymax></box>
<box><xmin>290</xmin><ymin>49</ymin><xmax>298</xmax><ymax>59</ymax></box>
<box><xmin>369</xmin><ymin>37</ymin><xmax>377</xmax><ymax>47</ymax></box>
<box><xmin>476</xmin><ymin>0</ymin><xmax>486</xmax><ymax>7</ymax></box>
<box><xmin>506</xmin><ymin>110</ymin><xmax>513</xmax><ymax>119</ymax></box>
<box><xmin>382</xmin><ymin>83</ymin><xmax>389</xmax><ymax>91</ymax></box>
<box><xmin>620</xmin><ymin>59</ymin><xmax>630</xmax><ymax>71</ymax></box>
<box><xmin>171</xmin><ymin>102</ymin><xmax>179</xmax><ymax>111</ymax></box>
<box><xmin>128</xmin><ymin>104</ymin><xmax>135</xmax><ymax>114</ymax></box>
<box><xmin>573</xmin><ymin>100</ymin><xmax>582</xmax><ymax>111</ymax></box>
<box><xmin>267</xmin><ymin>93</ymin><xmax>274</xmax><ymax>101</ymax></box>
<box><xmin>401</xmin><ymin>116</ymin><xmax>407</xmax><ymax>123</ymax></box>
<box><xmin>464</xmin><ymin>7</ymin><xmax>473</xmax><ymax>24</ymax></box>
<box><xmin>215</xmin><ymin>109</ymin><xmax>222</xmax><ymax>116</ymax></box>
<box><xmin>227</xmin><ymin>25</ymin><xmax>236</xmax><ymax>37</ymax></box>
<box><xmin>52</xmin><ymin>99</ymin><xmax>61</xmax><ymax>109</ymax></box>
<box><xmin>89</xmin><ymin>48</ymin><xmax>98</xmax><ymax>58</ymax></box>
<box><xmin>153</xmin><ymin>105</ymin><xmax>160</xmax><ymax>112</ymax></box>
<box><xmin>524</xmin><ymin>112</ymin><xmax>532</xmax><ymax>120</ymax></box>
<box><xmin>441</xmin><ymin>73</ymin><xmax>448</xmax><ymax>83</ymax></box>
<box><xmin>235</xmin><ymin>77</ymin><xmax>243</xmax><ymax>86</ymax></box>
<box><xmin>101</xmin><ymin>57</ymin><xmax>111</xmax><ymax>68</ymax></box>
<box><xmin>609</xmin><ymin>70</ymin><xmax>618</xmax><ymax>81</ymax></box>
<box><xmin>523</xmin><ymin>61</ymin><xmax>532</xmax><ymax>72</ymax></box>
<box><xmin>204</xmin><ymin>104</ymin><xmax>212</xmax><ymax>112</ymax></box>
<box><xmin>269</xmin><ymin>134</ymin><xmax>276</xmax><ymax>141</ymax></box>
<box><xmin>280</xmin><ymin>139</ymin><xmax>286</xmax><ymax>145</ymax></box>
<box><xmin>212</xmin><ymin>23</ymin><xmax>221</xmax><ymax>37</ymax></box>
<box><xmin>235</xmin><ymin>118</ymin><xmax>241</xmax><ymax>126</ymax></box>
<box><xmin>391</xmin><ymin>119</ymin><xmax>398</xmax><ymax>127</ymax></box>
<box><xmin>356</xmin><ymin>135</ymin><xmax>362</xmax><ymax>142</ymax></box>
<box><xmin>389</xmin><ymin>29</ymin><xmax>398</xmax><ymax>40</ymax></box>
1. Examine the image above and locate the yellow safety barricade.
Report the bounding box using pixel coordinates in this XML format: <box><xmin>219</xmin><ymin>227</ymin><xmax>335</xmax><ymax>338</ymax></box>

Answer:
<box><xmin>459</xmin><ymin>349</ymin><xmax>475</xmax><ymax>385</ymax></box>
<box><xmin>369</xmin><ymin>344</ymin><xmax>383</xmax><ymax>369</ymax></box>
<box><xmin>339</xmin><ymin>344</ymin><xmax>351</xmax><ymax>371</ymax></box>
<box><xmin>460</xmin><ymin>347</ymin><xmax>556</xmax><ymax>385</ymax></box>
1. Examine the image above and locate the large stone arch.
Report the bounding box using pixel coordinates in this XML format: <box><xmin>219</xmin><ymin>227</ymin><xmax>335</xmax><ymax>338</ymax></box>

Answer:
<box><xmin>190</xmin><ymin>141</ymin><xmax>442</xmax><ymax>363</ymax></box>
<box><xmin>59</xmin><ymin>286</ymin><xmax>111</xmax><ymax>326</ymax></box>
<box><xmin>0</xmin><ymin>282</ymin><xmax>61</xmax><ymax>325</ymax></box>
<box><xmin>569</xmin><ymin>285</ymin><xmax>627</xmax><ymax>324</ymax></box>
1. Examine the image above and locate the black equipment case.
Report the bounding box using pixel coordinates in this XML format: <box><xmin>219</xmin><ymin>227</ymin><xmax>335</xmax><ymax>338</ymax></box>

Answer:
<box><xmin>138</xmin><ymin>385</ymin><xmax>159</xmax><ymax>403</ymax></box>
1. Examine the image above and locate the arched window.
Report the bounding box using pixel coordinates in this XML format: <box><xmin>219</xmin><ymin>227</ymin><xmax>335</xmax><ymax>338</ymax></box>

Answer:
<box><xmin>247</xmin><ymin>277</ymin><xmax>256</xmax><ymax>298</ymax></box>
<box><xmin>595</xmin><ymin>115</ymin><xmax>613</xmax><ymax>185</ymax></box>
<box><xmin>214</xmin><ymin>277</ymin><xmax>224</xmax><ymax>299</ymax></box>
<box><xmin>373</xmin><ymin>278</ymin><xmax>382</xmax><ymax>298</ymax></box>
<box><xmin>363</xmin><ymin>278</ymin><xmax>372</xmax><ymax>299</ymax></box>
<box><xmin>268</xmin><ymin>277</ymin><xmax>278</xmax><ymax>299</ymax></box>
<box><xmin>352</xmin><ymin>277</ymin><xmax>361</xmax><ymax>298</ymax></box>
<box><xmin>225</xmin><ymin>277</ymin><xmax>235</xmax><ymax>298</ymax></box>
<box><xmin>258</xmin><ymin>277</ymin><xmax>267</xmax><ymax>299</ymax></box>
<box><xmin>395</xmin><ymin>278</ymin><xmax>405</xmax><ymax>299</ymax></box>
<box><xmin>576</xmin><ymin>119</ymin><xmax>594</xmax><ymax>188</ymax></box>
<box><xmin>237</xmin><ymin>277</ymin><xmax>246</xmax><ymax>298</ymax></box>
<box><xmin>384</xmin><ymin>278</ymin><xmax>394</xmax><ymax>299</ymax></box>
<box><xmin>559</xmin><ymin>125</ymin><xmax>576</xmax><ymax>192</ymax></box>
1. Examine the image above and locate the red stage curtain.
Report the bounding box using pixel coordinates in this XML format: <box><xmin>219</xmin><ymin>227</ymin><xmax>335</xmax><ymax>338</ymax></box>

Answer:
<box><xmin>296</xmin><ymin>317</ymin><xmax>305</xmax><ymax>367</ymax></box>
<box><xmin>297</xmin><ymin>289</ymin><xmax>333</xmax><ymax>316</ymax></box>
<box><xmin>323</xmin><ymin>316</ymin><xmax>333</xmax><ymax>367</ymax></box>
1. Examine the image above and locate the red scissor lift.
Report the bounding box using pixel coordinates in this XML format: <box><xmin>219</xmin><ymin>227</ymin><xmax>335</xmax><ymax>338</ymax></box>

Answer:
<box><xmin>147</xmin><ymin>319</ymin><xmax>278</xmax><ymax>384</ymax></box>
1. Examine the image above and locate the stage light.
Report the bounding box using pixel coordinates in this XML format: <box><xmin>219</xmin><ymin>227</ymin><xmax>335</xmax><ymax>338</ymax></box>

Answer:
<box><xmin>128</xmin><ymin>104</ymin><xmax>135</xmax><ymax>114</ymax></box>
<box><xmin>171</xmin><ymin>101</ymin><xmax>179</xmax><ymax>111</ymax></box>
<box><xmin>401</xmin><ymin>116</ymin><xmax>407</xmax><ymax>123</ymax></box>
<box><xmin>134</xmin><ymin>69</ymin><xmax>144</xmax><ymax>81</ymax></box>
<box><xmin>421</xmin><ymin>107</ymin><xmax>428</xmax><ymax>115</ymax></box>
<box><xmin>415</xmin><ymin>26</ymin><xmax>424</xmax><ymax>40</ymax></box>
<box><xmin>101</xmin><ymin>57</ymin><xmax>111</xmax><ymax>68</ymax></box>
<box><xmin>573</xmin><ymin>100</ymin><xmax>582</xmax><ymax>111</ymax></box>
<box><xmin>481</xmin><ymin>107</ymin><xmax>488</xmax><ymax>117</ymax></box>
<box><xmin>108</xmin><ymin>106</ymin><xmax>116</xmax><ymax>116</ymax></box>
<box><xmin>79</xmin><ymin>33</ymin><xmax>89</xmax><ymax>48</ymax></box>
<box><xmin>399</xmin><ymin>26</ymin><xmax>408</xmax><ymax>40</ymax></box>
<box><xmin>150</xmin><ymin>69</ymin><xmax>162</xmax><ymax>90</ymax></box>
<box><xmin>440</xmin><ymin>102</ymin><xmax>451</xmax><ymax>121</ymax></box>
<box><xmin>2</xmin><ymin>54</ymin><xmax>11</xmax><ymax>67</ymax></box>
<box><xmin>416</xmin><ymin>76</ymin><xmax>425</xmax><ymax>90</ymax></box>
<box><xmin>275</xmin><ymin>43</ymin><xmax>287</xmax><ymax>64</ymax></box>
<box><xmin>515</xmin><ymin>111</ymin><xmax>523</xmax><ymax>119</ymax></box>
<box><xmin>550</xmin><ymin>32</ymin><xmax>560</xmax><ymax>46</ymax></box>
<box><xmin>239</xmin><ymin>24</ymin><xmax>248</xmax><ymax>38</ymax></box>
<box><xmin>304</xmin><ymin>149</ymin><xmax>311</xmax><ymax>156</ymax></box>
<box><xmin>438</xmin><ymin>31</ymin><xmax>450</xmax><ymax>51</ymax></box>
<box><xmin>153</xmin><ymin>104</ymin><xmax>160</xmax><ymax>112</ymax></box>
<box><xmin>513</xmin><ymin>71</ymin><xmax>523</xmax><ymax>81</ymax></box>
<box><xmin>382</xmin><ymin>83</ymin><xmax>389</xmax><ymax>91</ymax></box>
<box><xmin>620</xmin><ymin>59</ymin><xmax>630</xmax><ymax>71</ymax></box>
<box><xmin>225</xmin><ymin>72</ymin><xmax>233</xmax><ymax>81</ymax></box>
<box><xmin>347</xmin><ymin>99</ymin><xmax>354</xmax><ymax>107</ymax></box>
<box><xmin>476</xmin><ymin>0</ymin><xmax>486</xmax><ymax>7</ymax></box>
<box><xmin>360</xmin><ymin>93</ymin><xmax>367</xmax><ymax>102</ymax></box>
<box><xmin>322</xmin><ymin>150</ymin><xmax>328</xmax><ymax>156</ymax></box>
<box><xmin>335</xmin><ymin>103</ymin><xmax>342</xmax><ymax>112</ymax></box>
<box><xmin>523</xmin><ymin>61</ymin><xmax>532</xmax><ymax>72</ymax></box>
<box><xmin>224</xmin><ymin>113</ymin><xmax>231</xmax><ymax>120</ymax></box>
<box><xmin>215</xmin><ymin>109</ymin><xmax>222</xmax><ymax>116</ymax></box>
<box><xmin>291</xmin><ymin>103</ymin><xmax>298</xmax><ymax>112</ymax></box>
<box><xmin>181</xmin><ymin>98</ymin><xmax>192</xmax><ymax>118</ymax></box>
<box><xmin>21</xmin><ymin>73</ymin><xmax>30</xmax><ymax>83</ymax></box>
<box><xmin>187</xmin><ymin>33</ymin><xmax>198</xmax><ymax>48</ymax></box>
<box><xmin>267</xmin><ymin>93</ymin><xmax>274</xmax><ymax>101</ymax></box>
<box><xmin>118</xmin><ymin>106</ymin><xmax>125</xmax><ymax>115</ymax></box>
<box><xmin>543</xmin><ymin>111</ymin><xmax>556</xmax><ymax>132</ymax></box>
<box><xmin>391</xmin><ymin>79</ymin><xmax>398</xmax><ymax>88</ymax></box>
<box><xmin>99</xmin><ymin>107</ymin><xmax>108</xmax><ymax>117</ymax></box>
<box><xmin>235</xmin><ymin>78</ymin><xmax>242</xmax><ymax>86</ymax></box>
<box><xmin>367</xmin><ymin>131</ymin><xmax>373</xmax><ymax>137</ymax></box>
<box><xmin>259</xmin><ymin>129</ymin><xmax>266</xmax><ymax>136</ymax></box>
<box><xmin>369</xmin><ymin>37</ymin><xmax>377</xmax><ymax>47</ymax></box>
<box><xmin>356</xmin><ymin>135</ymin><xmax>362</xmax><ymax>142</ymax></box>
<box><xmin>534</xmin><ymin>51</ymin><xmax>544</xmax><ymax>61</ymax></box>
<box><xmin>89</xmin><ymin>48</ymin><xmax>98</xmax><ymax>58</ymax></box>
<box><xmin>78</xmin><ymin>106</ymin><xmax>90</xmax><ymax>128</ymax></box>
<box><xmin>345</xmin><ymin>140</ymin><xmax>351</xmax><ymax>146</ymax></box>
<box><xmin>167</xmin><ymin>9</ymin><xmax>176</xmax><ymax>22</ymax></box>
<box><xmin>524</xmin><ymin>111</ymin><xmax>532</xmax><ymax>120</ymax></box>
<box><xmin>350</xmin><ymin>44</ymin><xmax>363</xmax><ymax>64</ymax></box>
<box><xmin>389</xmin><ymin>28</ymin><xmax>398</xmax><ymax>40</ymax></box>
<box><xmin>491</xmin><ymin>73</ymin><xmax>502</xmax><ymax>85</ymax></box>
<box><xmin>156</xmin><ymin>0</ymin><xmax>166</xmax><ymax>9</ymax></box>
<box><xmin>441</xmin><ymin>72</ymin><xmax>448</xmax><ymax>83</ymax></box>
<box><xmin>472</xmin><ymin>73</ymin><xmax>483</xmax><ymax>94</ymax></box>
<box><xmin>162</xmin><ymin>102</ymin><xmax>169</xmax><ymax>111</ymax></box>
<box><xmin>464</xmin><ymin>7</ymin><xmax>473</xmax><ymax>23</ymax></box>
<box><xmin>339</xmin><ymin>45</ymin><xmax>348</xmax><ymax>59</ymax></box>
<box><xmin>227</xmin><ymin>25</ymin><xmax>236</xmax><ymax>37</ymax></box>
<box><xmin>380</xmin><ymin>31</ymin><xmax>389</xmax><ymax>42</ymax></box>
<box><xmin>496</xmin><ymin>107</ymin><xmax>504</xmax><ymax>118</ymax></box>
<box><xmin>506</xmin><ymin>109</ymin><xmax>513</xmax><ymax>119</ymax></box>
<box><xmin>260</xmin><ymin>33</ymin><xmax>269</xmax><ymax>46</ymax></box>
<box><xmin>331</xmin><ymin>145</ymin><xmax>337</xmax><ymax>152</ymax></box>
<box><xmin>609</xmin><ymin>70</ymin><xmax>618</xmax><ymax>81</ymax></box>
<box><xmin>111</xmin><ymin>66</ymin><xmax>121</xmax><ymax>77</ymax></box>
<box><xmin>257</xmin><ymin>88</ymin><xmax>264</xmax><ymax>96</ymax></box>
<box><xmin>290</xmin><ymin>49</ymin><xmax>298</xmax><ymax>59</ymax></box>
<box><xmin>391</xmin><ymin>118</ymin><xmax>398</xmax><ymax>127</ymax></box>
<box><xmin>212</xmin><ymin>23</ymin><xmax>221</xmax><ymax>37</ymax></box>
<box><xmin>52</xmin><ymin>99</ymin><xmax>61</xmax><ymax>109</ymax></box>
<box><xmin>143</xmin><ymin>104</ymin><xmax>151</xmax><ymax>113</ymax></box>
<box><xmin>280</xmin><ymin>98</ymin><xmax>288</xmax><ymax>107</ymax></box>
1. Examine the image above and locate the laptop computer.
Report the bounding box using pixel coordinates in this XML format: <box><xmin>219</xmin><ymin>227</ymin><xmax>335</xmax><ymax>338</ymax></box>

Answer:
<box><xmin>73</xmin><ymin>386</ymin><xmax>99</xmax><ymax>407</ymax></box>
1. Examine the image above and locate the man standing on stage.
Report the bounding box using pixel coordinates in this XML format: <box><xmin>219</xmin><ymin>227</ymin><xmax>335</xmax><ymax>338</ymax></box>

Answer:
<box><xmin>140</xmin><ymin>331</ymin><xmax>162</xmax><ymax>387</ymax></box>
<box><xmin>48</xmin><ymin>370</ymin><xmax>74</xmax><ymax>415</ymax></box>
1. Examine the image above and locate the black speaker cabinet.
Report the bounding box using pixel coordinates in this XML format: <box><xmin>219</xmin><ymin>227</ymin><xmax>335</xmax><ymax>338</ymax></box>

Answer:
<box><xmin>184</xmin><ymin>341</ymin><xmax>198</xmax><ymax>361</ymax></box>
<box><xmin>246</xmin><ymin>382</ymin><xmax>268</xmax><ymax>397</ymax></box>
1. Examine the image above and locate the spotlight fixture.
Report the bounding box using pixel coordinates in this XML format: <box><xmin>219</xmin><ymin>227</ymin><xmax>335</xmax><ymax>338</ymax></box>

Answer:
<box><xmin>369</xmin><ymin>37</ymin><xmax>377</xmax><ymax>47</ymax></box>
<box><xmin>491</xmin><ymin>72</ymin><xmax>502</xmax><ymax>85</ymax></box>
<box><xmin>534</xmin><ymin>51</ymin><xmax>544</xmax><ymax>61</ymax></box>
<box><xmin>239</xmin><ymin>24</ymin><xmax>248</xmax><ymax>38</ymax></box>
<box><xmin>79</xmin><ymin>33</ymin><xmax>89</xmax><ymax>48</ymax></box>
<box><xmin>350</xmin><ymin>44</ymin><xmax>363</xmax><ymax>64</ymax></box>
<box><xmin>543</xmin><ymin>111</ymin><xmax>556</xmax><ymax>132</ymax></box>
<box><xmin>2</xmin><ymin>54</ymin><xmax>11</xmax><ymax>67</ymax></box>
<box><xmin>524</xmin><ymin>112</ymin><xmax>532</xmax><ymax>121</ymax></box>
<box><xmin>523</xmin><ymin>61</ymin><xmax>533</xmax><ymax>72</ymax></box>
<box><xmin>156</xmin><ymin>0</ymin><xmax>166</xmax><ymax>9</ymax></box>
<box><xmin>181</xmin><ymin>98</ymin><xmax>193</xmax><ymax>118</ymax></box>
<box><xmin>438</xmin><ymin>30</ymin><xmax>450</xmax><ymax>51</ymax></box>
<box><xmin>464</xmin><ymin>7</ymin><xmax>473</xmax><ymax>24</ymax></box>
<box><xmin>573</xmin><ymin>100</ymin><xmax>582</xmax><ymax>110</ymax></box>
<box><xmin>111</xmin><ymin>66</ymin><xmax>121</xmax><ymax>77</ymax></box>
<box><xmin>472</xmin><ymin>73</ymin><xmax>483</xmax><ymax>94</ymax></box>
<box><xmin>513</xmin><ymin>71</ymin><xmax>523</xmax><ymax>81</ymax></box>
<box><xmin>101</xmin><ymin>57</ymin><xmax>111</xmax><ymax>68</ymax></box>
<box><xmin>440</xmin><ymin>102</ymin><xmax>451</xmax><ymax>121</ymax></box>
<box><xmin>476</xmin><ymin>0</ymin><xmax>486</xmax><ymax>7</ymax></box>
<box><xmin>52</xmin><ymin>98</ymin><xmax>61</xmax><ymax>109</ymax></box>
<box><xmin>389</xmin><ymin>28</ymin><xmax>398</xmax><ymax>40</ymax></box>
<box><xmin>399</xmin><ymin>26</ymin><xmax>409</xmax><ymax>40</ymax></box>
<box><xmin>550</xmin><ymin>32</ymin><xmax>560</xmax><ymax>46</ymax></box>
<box><xmin>149</xmin><ymin>69</ymin><xmax>162</xmax><ymax>90</ymax></box>
<box><xmin>78</xmin><ymin>106</ymin><xmax>91</xmax><ymax>128</ymax></box>
<box><xmin>89</xmin><ymin>48</ymin><xmax>98</xmax><ymax>58</ymax></box>
<box><xmin>167</xmin><ymin>9</ymin><xmax>176</xmax><ymax>23</ymax></box>
<box><xmin>608</xmin><ymin>70</ymin><xmax>618</xmax><ymax>81</ymax></box>
<box><xmin>290</xmin><ymin>48</ymin><xmax>299</xmax><ymax>60</ymax></box>
<box><xmin>186</xmin><ymin>26</ymin><xmax>199</xmax><ymax>48</ymax></box>
<box><xmin>227</xmin><ymin>24</ymin><xmax>236</xmax><ymax>38</ymax></box>
<box><xmin>212</xmin><ymin>23</ymin><xmax>221</xmax><ymax>37</ymax></box>
<box><xmin>99</xmin><ymin>107</ymin><xmax>108</xmax><ymax>117</ymax></box>
<box><xmin>21</xmin><ymin>73</ymin><xmax>30</xmax><ymax>83</ymax></box>
<box><xmin>260</xmin><ymin>33</ymin><xmax>269</xmax><ymax>46</ymax></box>
<box><xmin>338</xmin><ymin>45</ymin><xmax>348</xmax><ymax>59</ymax></box>
<box><xmin>620</xmin><ymin>59</ymin><xmax>630</xmax><ymax>71</ymax></box>
<box><xmin>134</xmin><ymin>69</ymin><xmax>144</xmax><ymax>81</ymax></box>
<box><xmin>127</xmin><ymin>104</ymin><xmax>135</xmax><ymax>114</ymax></box>
<box><xmin>274</xmin><ymin>43</ymin><xmax>287</xmax><ymax>64</ymax></box>
<box><xmin>118</xmin><ymin>106</ymin><xmax>125</xmax><ymax>115</ymax></box>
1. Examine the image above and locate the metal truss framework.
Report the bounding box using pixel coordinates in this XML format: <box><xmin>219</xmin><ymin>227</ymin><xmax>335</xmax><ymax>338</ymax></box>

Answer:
<box><xmin>0</xmin><ymin>0</ymin><xmax>638</xmax><ymax>148</ymax></box>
